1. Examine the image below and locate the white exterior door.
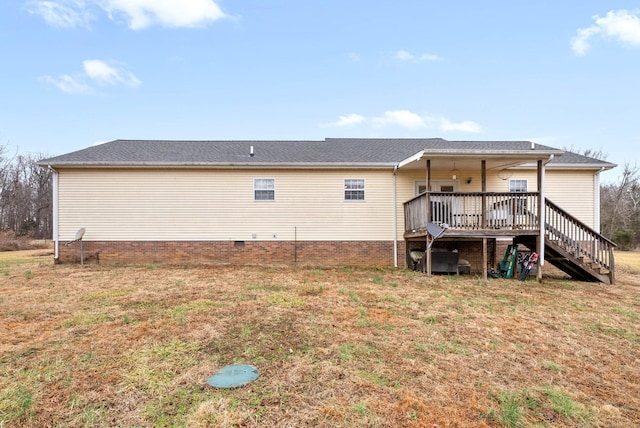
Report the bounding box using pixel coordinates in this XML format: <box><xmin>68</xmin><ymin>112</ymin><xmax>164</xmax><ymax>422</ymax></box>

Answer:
<box><xmin>415</xmin><ymin>180</ymin><xmax>461</xmax><ymax>225</ymax></box>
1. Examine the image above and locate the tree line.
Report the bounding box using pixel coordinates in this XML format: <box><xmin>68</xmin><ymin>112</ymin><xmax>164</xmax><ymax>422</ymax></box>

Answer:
<box><xmin>600</xmin><ymin>162</ymin><xmax>640</xmax><ymax>250</ymax></box>
<box><xmin>0</xmin><ymin>145</ymin><xmax>638</xmax><ymax>250</ymax></box>
<box><xmin>0</xmin><ymin>145</ymin><xmax>53</xmax><ymax>239</ymax></box>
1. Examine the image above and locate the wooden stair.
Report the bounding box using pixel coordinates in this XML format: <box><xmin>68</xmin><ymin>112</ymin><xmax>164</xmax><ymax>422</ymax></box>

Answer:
<box><xmin>516</xmin><ymin>199</ymin><xmax>616</xmax><ymax>285</ymax></box>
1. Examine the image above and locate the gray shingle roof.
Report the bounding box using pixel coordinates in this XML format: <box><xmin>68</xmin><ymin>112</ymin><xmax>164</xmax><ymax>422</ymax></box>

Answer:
<box><xmin>546</xmin><ymin>150</ymin><xmax>615</xmax><ymax>167</ymax></box>
<box><xmin>38</xmin><ymin>138</ymin><xmax>440</xmax><ymax>166</ymax></box>
<box><xmin>38</xmin><ymin>138</ymin><xmax>612</xmax><ymax>169</ymax></box>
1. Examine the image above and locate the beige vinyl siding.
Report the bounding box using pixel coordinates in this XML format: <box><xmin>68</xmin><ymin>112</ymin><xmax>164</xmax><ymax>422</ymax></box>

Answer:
<box><xmin>483</xmin><ymin>169</ymin><xmax>596</xmax><ymax>228</ymax></box>
<box><xmin>57</xmin><ymin>168</ymin><xmax>396</xmax><ymax>242</ymax></box>
<box><xmin>58</xmin><ymin>165</ymin><xmax>598</xmax><ymax>244</ymax></box>
<box><xmin>544</xmin><ymin>170</ymin><xmax>595</xmax><ymax>228</ymax></box>
<box><xmin>470</xmin><ymin>169</ymin><xmax>596</xmax><ymax>228</ymax></box>
<box><xmin>492</xmin><ymin>169</ymin><xmax>596</xmax><ymax>228</ymax></box>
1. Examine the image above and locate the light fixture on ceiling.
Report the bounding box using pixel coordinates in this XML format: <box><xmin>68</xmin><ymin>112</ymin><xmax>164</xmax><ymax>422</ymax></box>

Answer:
<box><xmin>497</xmin><ymin>169</ymin><xmax>513</xmax><ymax>180</ymax></box>
<box><xmin>451</xmin><ymin>161</ymin><xmax>459</xmax><ymax>180</ymax></box>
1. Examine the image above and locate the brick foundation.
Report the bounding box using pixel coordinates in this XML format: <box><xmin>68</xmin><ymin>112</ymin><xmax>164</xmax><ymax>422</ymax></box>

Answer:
<box><xmin>57</xmin><ymin>240</ymin><xmax>404</xmax><ymax>267</ymax></box>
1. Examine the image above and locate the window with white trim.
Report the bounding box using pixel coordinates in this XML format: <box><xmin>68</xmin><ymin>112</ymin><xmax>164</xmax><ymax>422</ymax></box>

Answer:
<box><xmin>509</xmin><ymin>179</ymin><xmax>527</xmax><ymax>193</ymax></box>
<box><xmin>254</xmin><ymin>178</ymin><xmax>275</xmax><ymax>201</ymax></box>
<box><xmin>344</xmin><ymin>178</ymin><xmax>365</xmax><ymax>201</ymax></box>
<box><xmin>509</xmin><ymin>179</ymin><xmax>528</xmax><ymax>213</ymax></box>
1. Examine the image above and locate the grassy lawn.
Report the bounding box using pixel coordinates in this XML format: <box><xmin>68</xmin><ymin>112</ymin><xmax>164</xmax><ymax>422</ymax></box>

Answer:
<box><xmin>1</xmin><ymin>251</ymin><xmax>639</xmax><ymax>427</ymax></box>
<box><xmin>614</xmin><ymin>250</ymin><xmax>640</xmax><ymax>270</ymax></box>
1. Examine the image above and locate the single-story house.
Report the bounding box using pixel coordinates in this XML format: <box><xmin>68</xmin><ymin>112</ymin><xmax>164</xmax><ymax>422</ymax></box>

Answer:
<box><xmin>38</xmin><ymin>138</ymin><xmax>617</xmax><ymax>283</ymax></box>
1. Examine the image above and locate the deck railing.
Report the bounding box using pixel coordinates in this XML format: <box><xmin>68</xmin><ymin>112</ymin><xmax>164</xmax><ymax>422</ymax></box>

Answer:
<box><xmin>404</xmin><ymin>193</ymin><xmax>616</xmax><ymax>283</ymax></box>
<box><xmin>404</xmin><ymin>192</ymin><xmax>540</xmax><ymax>232</ymax></box>
<box><xmin>545</xmin><ymin>199</ymin><xmax>616</xmax><ymax>272</ymax></box>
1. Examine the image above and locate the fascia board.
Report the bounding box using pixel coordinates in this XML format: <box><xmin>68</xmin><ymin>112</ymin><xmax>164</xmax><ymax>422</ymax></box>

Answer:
<box><xmin>397</xmin><ymin>150</ymin><xmax>425</xmax><ymax>169</ymax></box>
<box><xmin>40</xmin><ymin>162</ymin><xmax>398</xmax><ymax>170</ymax></box>
<box><xmin>423</xmin><ymin>150</ymin><xmax>564</xmax><ymax>158</ymax></box>
<box><xmin>514</xmin><ymin>162</ymin><xmax>617</xmax><ymax>171</ymax></box>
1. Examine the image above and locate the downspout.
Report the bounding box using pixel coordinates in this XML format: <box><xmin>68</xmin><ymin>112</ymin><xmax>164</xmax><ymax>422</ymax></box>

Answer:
<box><xmin>539</xmin><ymin>155</ymin><xmax>554</xmax><ymax>268</ymax></box>
<box><xmin>594</xmin><ymin>167</ymin><xmax>605</xmax><ymax>274</ymax></box>
<box><xmin>594</xmin><ymin>167</ymin><xmax>605</xmax><ymax>232</ymax></box>
<box><xmin>393</xmin><ymin>165</ymin><xmax>398</xmax><ymax>268</ymax></box>
<box><xmin>48</xmin><ymin>165</ymin><xmax>59</xmax><ymax>260</ymax></box>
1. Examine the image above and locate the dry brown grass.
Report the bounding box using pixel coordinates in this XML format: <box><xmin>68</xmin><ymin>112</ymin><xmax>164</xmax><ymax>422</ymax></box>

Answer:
<box><xmin>1</xmin><ymin>252</ymin><xmax>639</xmax><ymax>427</ymax></box>
<box><xmin>0</xmin><ymin>231</ymin><xmax>51</xmax><ymax>252</ymax></box>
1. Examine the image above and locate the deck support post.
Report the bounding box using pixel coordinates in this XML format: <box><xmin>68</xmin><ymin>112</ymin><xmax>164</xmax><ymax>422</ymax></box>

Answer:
<box><xmin>538</xmin><ymin>159</ymin><xmax>545</xmax><ymax>282</ymax></box>
<box><xmin>482</xmin><ymin>238</ymin><xmax>488</xmax><ymax>280</ymax></box>
<box><xmin>536</xmin><ymin>234</ymin><xmax>542</xmax><ymax>282</ymax></box>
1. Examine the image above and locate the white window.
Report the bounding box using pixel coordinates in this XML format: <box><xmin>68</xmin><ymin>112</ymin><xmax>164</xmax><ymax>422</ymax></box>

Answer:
<box><xmin>254</xmin><ymin>178</ymin><xmax>275</xmax><ymax>201</ymax></box>
<box><xmin>344</xmin><ymin>179</ymin><xmax>365</xmax><ymax>201</ymax></box>
<box><xmin>509</xmin><ymin>179</ymin><xmax>528</xmax><ymax>193</ymax></box>
<box><xmin>509</xmin><ymin>179</ymin><xmax>528</xmax><ymax>213</ymax></box>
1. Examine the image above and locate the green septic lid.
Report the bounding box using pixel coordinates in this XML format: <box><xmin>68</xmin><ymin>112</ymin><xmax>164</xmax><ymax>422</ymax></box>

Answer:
<box><xmin>207</xmin><ymin>364</ymin><xmax>259</xmax><ymax>389</ymax></box>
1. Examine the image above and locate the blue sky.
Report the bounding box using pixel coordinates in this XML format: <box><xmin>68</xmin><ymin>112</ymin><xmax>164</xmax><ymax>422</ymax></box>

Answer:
<box><xmin>1</xmin><ymin>1</ymin><xmax>639</xmax><ymax>182</ymax></box>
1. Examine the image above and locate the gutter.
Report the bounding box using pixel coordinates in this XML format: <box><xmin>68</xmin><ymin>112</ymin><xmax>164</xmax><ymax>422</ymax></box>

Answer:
<box><xmin>37</xmin><ymin>162</ymin><xmax>400</xmax><ymax>170</ymax></box>
<box><xmin>516</xmin><ymin>163</ymin><xmax>616</xmax><ymax>171</ymax></box>
<box><xmin>594</xmin><ymin>167</ymin><xmax>605</xmax><ymax>232</ymax></box>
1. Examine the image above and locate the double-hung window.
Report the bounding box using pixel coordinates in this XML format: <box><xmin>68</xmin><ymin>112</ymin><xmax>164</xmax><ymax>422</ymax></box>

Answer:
<box><xmin>344</xmin><ymin>179</ymin><xmax>365</xmax><ymax>201</ymax></box>
<box><xmin>509</xmin><ymin>179</ymin><xmax>528</xmax><ymax>213</ymax></box>
<box><xmin>509</xmin><ymin>179</ymin><xmax>527</xmax><ymax>193</ymax></box>
<box><xmin>254</xmin><ymin>178</ymin><xmax>275</xmax><ymax>201</ymax></box>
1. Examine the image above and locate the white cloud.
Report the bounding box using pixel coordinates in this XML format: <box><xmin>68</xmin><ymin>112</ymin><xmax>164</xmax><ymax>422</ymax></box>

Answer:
<box><xmin>598</xmin><ymin>10</ymin><xmax>640</xmax><ymax>44</ymax></box>
<box><xmin>571</xmin><ymin>26</ymin><xmax>601</xmax><ymax>56</ymax></box>
<box><xmin>40</xmin><ymin>59</ymin><xmax>140</xmax><ymax>94</ymax></box>
<box><xmin>372</xmin><ymin>110</ymin><xmax>427</xmax><ymax>129</ymax></box>
<box><xmin>324</xmin><ymin>113</ymin><xmax>366</xmax><ymax>127</ymax></box>
<box><xmin>38</xmin><ymin>74</ymin><xmax>92</xmax><ymax>94</ymax></box>
<box><xmin>572</xmin><ymin>9</ymin><xmax>640</xmax><ymax>55</ymax></box>
<box><xmin>102</xmin><ymin>0</ymin><xmax>226</xmax><ymax>29</ymax></box>
<box><xmin>27</xmin><ymin>0</ymin><xmax>93</xmax><ymax>28</ymax></box>
<box><xmin>324</xmin><ymin>110</ymin><xmax>482</xmax><ymax>133</ymax></box>
<box><xmin>28</xmin><ymin>0</ymin><xmax>226</xmax><ymax>29</ymax></box>
<box><xmin>395</xmin><ymin>49</ymin><xmax>444</xmax><ymax>63</ymax></box>
<box><xmin>83</xmin><ymin>59</ymin><xmax>141</xmax><ymax>86</ymax></box>
<box><xmin>440</xmin><ymin>118</ymin><xmax>482</xmax><ymax>133</ymax></box>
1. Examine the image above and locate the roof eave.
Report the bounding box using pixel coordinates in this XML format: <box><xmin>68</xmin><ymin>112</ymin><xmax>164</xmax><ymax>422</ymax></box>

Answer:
<box><xmin>40</xmin><ymin>161</ymin><xmax>399</xmax><ymax>170</ymax></box>
<box><xmin>515</xmin><ymin>162</ymin><xmax>617</xmax><ymax>171</ymax></box>
<box><xmin>421</xmin><ymin>149</ymin><xmax>564</xmax><ymax>158</ymax></box>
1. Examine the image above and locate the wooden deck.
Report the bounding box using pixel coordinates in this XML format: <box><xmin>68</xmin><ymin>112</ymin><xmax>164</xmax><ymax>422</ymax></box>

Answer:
<box><xmin>403</xmin><ymin>192</ymin><xmax>616</xmax><ymax>284</ymax></box>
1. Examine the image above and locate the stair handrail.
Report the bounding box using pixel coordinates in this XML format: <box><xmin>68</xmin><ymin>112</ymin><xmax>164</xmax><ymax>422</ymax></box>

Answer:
<box><xmin>545</xmin><ymin>198</ymin><xmax>616</xmax><ymax>278</ymax></box>
<box><xmin>545</xmin><ymin>199</ymin><xmax>616</xmax><ymax>246</ymax></box>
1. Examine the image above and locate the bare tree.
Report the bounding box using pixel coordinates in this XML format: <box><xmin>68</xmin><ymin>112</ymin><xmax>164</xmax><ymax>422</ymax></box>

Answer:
<box><xmin>563</xmin><ymin>145</ymin><xmax>608</xmax><ymax>161</ymax></box>
<box><xmin>0</xmin><ymin>150</ymin><xmax>53</xmax><ymax>238</ymax></box>
<box><xmin>0</xmin><ymin>143</ymin><xmax>13</xmax><ymax>231</ymax></box>
<box><xmin>601</xmin><ymin>162</ymin><xmax>640</xmax><ymax>249</ymax></box>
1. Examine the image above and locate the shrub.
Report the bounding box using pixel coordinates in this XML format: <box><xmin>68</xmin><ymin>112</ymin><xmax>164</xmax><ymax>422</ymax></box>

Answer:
<box><xmin>612</xmin><ymin>229</ymin><xmax>635</xmax><ymax>251</ymax></box>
